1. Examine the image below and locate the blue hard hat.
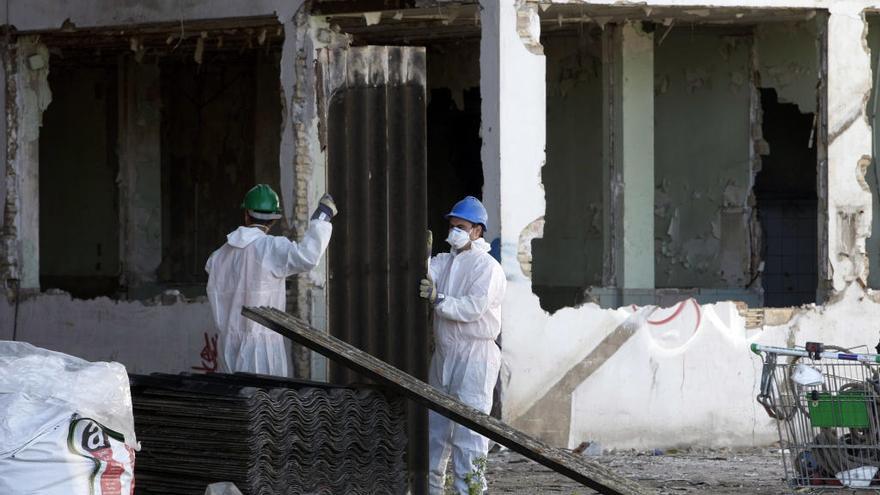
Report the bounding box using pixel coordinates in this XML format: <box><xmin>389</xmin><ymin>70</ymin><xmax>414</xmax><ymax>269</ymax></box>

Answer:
<box><xmin>445</xmin><ymin>196</ymin><xmax>488</xmax><ymax>230</ymax></box>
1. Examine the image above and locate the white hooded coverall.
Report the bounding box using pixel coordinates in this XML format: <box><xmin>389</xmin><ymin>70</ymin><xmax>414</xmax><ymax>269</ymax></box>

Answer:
<box><xmin>205</xmin><ymin>221</ymin><xmax>332</xmax><ymax>376</ymax></box>
<box><xmin>427</xmin><ymin>237</ymin><xmax>506</xmax><ymax>494</ymax></box>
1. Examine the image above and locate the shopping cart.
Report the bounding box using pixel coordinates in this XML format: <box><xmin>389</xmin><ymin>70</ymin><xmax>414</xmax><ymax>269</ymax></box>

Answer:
<box><xmin>753</xmin><ymin>342</ymin><xmax>880</xmax><ymax>489</ymax></box>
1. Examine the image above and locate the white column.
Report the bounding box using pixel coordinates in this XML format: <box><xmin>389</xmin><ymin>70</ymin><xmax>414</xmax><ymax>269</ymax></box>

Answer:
<box><xmin>479</xmin><ymin>0</ymin><xmax>546</xmax><ymax>280</ymax></box>
<box><xmin>9</xmin><ymin>37</ymin><xmax>51</xmax><ymax>289</ymax></box>
<box><xmin>603</xmin><ymin>22</ymin><xmax>654</xmax><ymax>292</ymax></box>
<box><xmin>826</xmin><ymin>4</ymin><xmax>872</xmax><ymax>292</ymax></box>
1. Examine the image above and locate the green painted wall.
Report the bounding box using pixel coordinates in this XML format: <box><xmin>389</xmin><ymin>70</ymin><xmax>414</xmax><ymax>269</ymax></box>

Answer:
<box><xmin>654</xmin><ymin>31</ymin><xmax>753</xmax><ymax>288</ymax></box>
<box><xmin>532</xmin><ymin>32</ymin><xmax>605</xmax><ymax>310</ymax></box>
<box><xmin>755</xmin><ymin>22</ymin><xmax>819</xmax><ymax>114</ymax></box>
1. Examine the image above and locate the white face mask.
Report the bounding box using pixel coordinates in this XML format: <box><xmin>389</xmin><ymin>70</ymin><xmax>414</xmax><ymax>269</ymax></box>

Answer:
<box><xmin>446</xmin><ymin>227</ymin><xmax>471</xmax><ymax>249</ymax></box>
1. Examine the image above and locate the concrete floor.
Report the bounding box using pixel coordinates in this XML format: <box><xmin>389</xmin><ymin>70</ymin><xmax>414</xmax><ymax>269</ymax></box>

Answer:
<box><xmin>486</xmin><ymin>447</ymin><xmax>789</xmax><ymax>494</ymax></box>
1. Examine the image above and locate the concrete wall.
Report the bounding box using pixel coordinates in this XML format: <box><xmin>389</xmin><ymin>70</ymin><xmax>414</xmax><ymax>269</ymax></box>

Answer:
<box><xmin>0</xmin><ymin>295</ymin><xmax>213</xmax><ymax>374</ymax></box>
<box><xmin>654</xmin><ymin>30</ymin><xmax>752</xmax><ymax>289</ymax></box>
<box><xmin>532</xmin><ymin>32</ymin><xmax>605</xmax><ymax>312</ymax></box>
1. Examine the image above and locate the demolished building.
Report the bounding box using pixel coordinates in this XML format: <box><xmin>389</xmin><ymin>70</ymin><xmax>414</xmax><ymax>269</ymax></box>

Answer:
<box><xmin>3</xmin><ymin>0</ymin><xmax>880</xmax><ymax>461</ymax></box>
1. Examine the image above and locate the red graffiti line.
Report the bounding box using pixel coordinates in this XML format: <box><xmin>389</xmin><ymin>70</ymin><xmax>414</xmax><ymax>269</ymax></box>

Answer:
<box><xmin>192</xmin><ymin>332</ymin><xmax>219</xmax><ymax>373</ymax></box>
<box><xmin>633</xmin><ymin>298</ymin><xmax>702</xmax><ymax>334</ymax></box>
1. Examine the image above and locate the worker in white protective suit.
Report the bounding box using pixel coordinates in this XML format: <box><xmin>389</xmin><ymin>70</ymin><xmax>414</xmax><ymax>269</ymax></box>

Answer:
<box><xmin>206</xmin><ymin>184</ymin><xmax>336</xmax><ymax>376</ymax></box>
<box><xmin>419</xmin><ymin>196</ymin><xmax>507</xmax><ymax>494</ymax></box>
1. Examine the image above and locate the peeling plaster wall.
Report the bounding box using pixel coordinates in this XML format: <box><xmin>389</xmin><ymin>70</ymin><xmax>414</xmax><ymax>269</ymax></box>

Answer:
<box><xmin>532</xmin><ymin>32</ymin><xmax>604</xmax><ymax>311</ymax></box>
<box><xmin>295</xmin><ymin>16</ymin><xmax>351</xmax><ymax>380</ymax></box>
<box><xmin>279</xmin><ymin>5</ymin><xmax>305</xmax><ymax>226</ymax></box>
<box><xmin>7</xmin><ymin>37</ymin><xmax>50</xmax><ymax>289</ymax></box>
<box><xmin>654</xmin><ymin>31</ymin><xmax>752</xmax><ymax>289</ymax></box>
<box><xmin>505</xmin><ymin>4</ymin><xmax>880</xmax><ymax>449</ymax></box>
<box><xmin>755</xmin><ymin>21</ymin><xmax>819</xmax><ymax>114</ymax></box>
<box><xmin>826</xmin><ymin>2</ymin><xmax>872</xmax><ymax>292</ymax></box>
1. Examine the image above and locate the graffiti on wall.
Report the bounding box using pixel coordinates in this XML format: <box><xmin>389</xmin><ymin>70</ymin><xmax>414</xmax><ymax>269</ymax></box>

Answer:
<box><xmin>191</xmin><ymin>332</ymin><xmax>219</xmax><ymax>373</ymax></box>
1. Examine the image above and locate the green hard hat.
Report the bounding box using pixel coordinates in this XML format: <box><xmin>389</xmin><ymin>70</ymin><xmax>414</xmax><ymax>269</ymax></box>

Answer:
<box><xmin>242</xmin><ymin>184</ymin><xmax>282</xmax><ymax>220</ymax></box>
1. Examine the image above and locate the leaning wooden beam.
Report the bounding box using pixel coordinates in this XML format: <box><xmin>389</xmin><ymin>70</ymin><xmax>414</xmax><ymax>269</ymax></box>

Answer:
<box><xmin>243</xmin><ymin>306</ymin><xmax>653</xmax><ymax>495</ymax></box>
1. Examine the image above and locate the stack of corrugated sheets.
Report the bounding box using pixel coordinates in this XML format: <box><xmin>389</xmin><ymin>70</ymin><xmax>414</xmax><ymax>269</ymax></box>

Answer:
<box><xmin>130</xmin><ymin>373</ymin><xmax>408</xmax><ymax>495</ymax></box>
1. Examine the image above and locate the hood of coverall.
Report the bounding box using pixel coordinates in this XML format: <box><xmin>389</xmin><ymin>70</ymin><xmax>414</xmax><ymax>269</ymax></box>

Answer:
<box><xmin>226</xmin><ymin>226</ymin><xmax>266</xmax><ymax>248</ymax></box>
<box><xmin>453</xmin><ymin>237</ymin><xmax>491</xmax><ymax>255</ymax></box>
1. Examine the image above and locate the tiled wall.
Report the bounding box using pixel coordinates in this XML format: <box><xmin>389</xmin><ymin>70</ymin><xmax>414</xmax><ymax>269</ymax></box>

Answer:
<box><xmin>759</xmin><ymin>199</ymin><xmax>817</xmax><ymax>307</ymax></box>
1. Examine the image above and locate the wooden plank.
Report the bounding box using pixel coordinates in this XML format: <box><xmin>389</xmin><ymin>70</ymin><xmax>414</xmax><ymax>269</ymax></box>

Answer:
<box><xmin>242</xmin><ymin>306</ymin><xmax>654</xmax><ymax>495</ymax></box>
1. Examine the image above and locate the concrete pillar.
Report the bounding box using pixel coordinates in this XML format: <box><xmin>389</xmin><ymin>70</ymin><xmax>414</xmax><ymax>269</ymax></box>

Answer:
<box><xmin>825</xmin><ymin>4</ymin><xmax>872</xmax><ymax>293</ymax></box>
<box><xmin>5</xmin><ymin>37</ymin><xmax>51</xmax><ymax>290</ymax></box>
<box><xmin>288</xmin><ymin>14</ymin><xmax>342</xmax><ymax>380</ymax></box>
<box><xmin>0</xmin><ymin>42</ymin><xmax>11</xmax><ymax>287</ymax></box>
<box><xmin>118</xmin><ymin>59</ymin><xmax>161</xmax><ymax>296</ymax></box>
<box><xmin>602</xmin><ymin>22</ymin><xmax>654</xmax><ymax>293</ymax></box>
<box><xmin>479</xmin><ymin>0</ymin><xmax>546</xmax><ymax>278</ymax></box>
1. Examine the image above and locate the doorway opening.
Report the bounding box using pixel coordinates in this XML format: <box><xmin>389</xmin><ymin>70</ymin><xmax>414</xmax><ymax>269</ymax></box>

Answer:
<box><xmin>754</xmin><ymin>88</ymin><xmax>818</xmax><ymax>307</ymax></box>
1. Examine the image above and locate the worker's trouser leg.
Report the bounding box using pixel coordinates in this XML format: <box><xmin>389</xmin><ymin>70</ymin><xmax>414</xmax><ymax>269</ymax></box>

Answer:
<box><xmin>427</xmin><ymin>349</ymin><xmax>500</xmax><ymax>494</ymax></box>
<box><xmin>450</xmin><ymin>419</ymin><xmax>491</xmax><ymax>494</ymax></box>
<box><xmin>428</xmin><ymin>409</ymin><xmax>492</xmax><ymax>495</ymax></box>
<box><xmin>428</xmin><ymin>410</ymin><xmax>455</xmax><ymax>494</ymax></box>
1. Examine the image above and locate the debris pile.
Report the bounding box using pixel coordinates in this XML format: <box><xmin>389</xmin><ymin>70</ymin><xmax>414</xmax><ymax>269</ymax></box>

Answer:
<box><xmin>131</xmin><ymin>373</ymin><xmax>407</xmax><ymax>495</ymax></box>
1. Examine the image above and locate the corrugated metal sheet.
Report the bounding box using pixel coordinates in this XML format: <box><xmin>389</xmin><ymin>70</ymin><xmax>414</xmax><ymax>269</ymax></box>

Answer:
<box><xmin>318</xmin><ymin>45</ymin><xmax>429</xmax><ymax>491</ymax></box>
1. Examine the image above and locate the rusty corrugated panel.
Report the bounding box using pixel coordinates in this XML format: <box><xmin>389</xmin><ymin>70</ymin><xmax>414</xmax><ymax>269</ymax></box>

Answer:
<box><xmin>318</xmin><ymin>45</ymin><xmax>428</xmax><ymax>491</ymax></box>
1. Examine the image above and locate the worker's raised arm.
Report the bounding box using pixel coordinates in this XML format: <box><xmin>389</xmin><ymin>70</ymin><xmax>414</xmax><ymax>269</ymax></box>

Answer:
<box><xmin>271</xmin><ymin>194</ymin><xmax>337</xmax><ymax>277</ymax></box>
<box><xmin>271</xmin><ymin>221</ymin><xmax>332</xmax><ymax>276</ymax></box>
